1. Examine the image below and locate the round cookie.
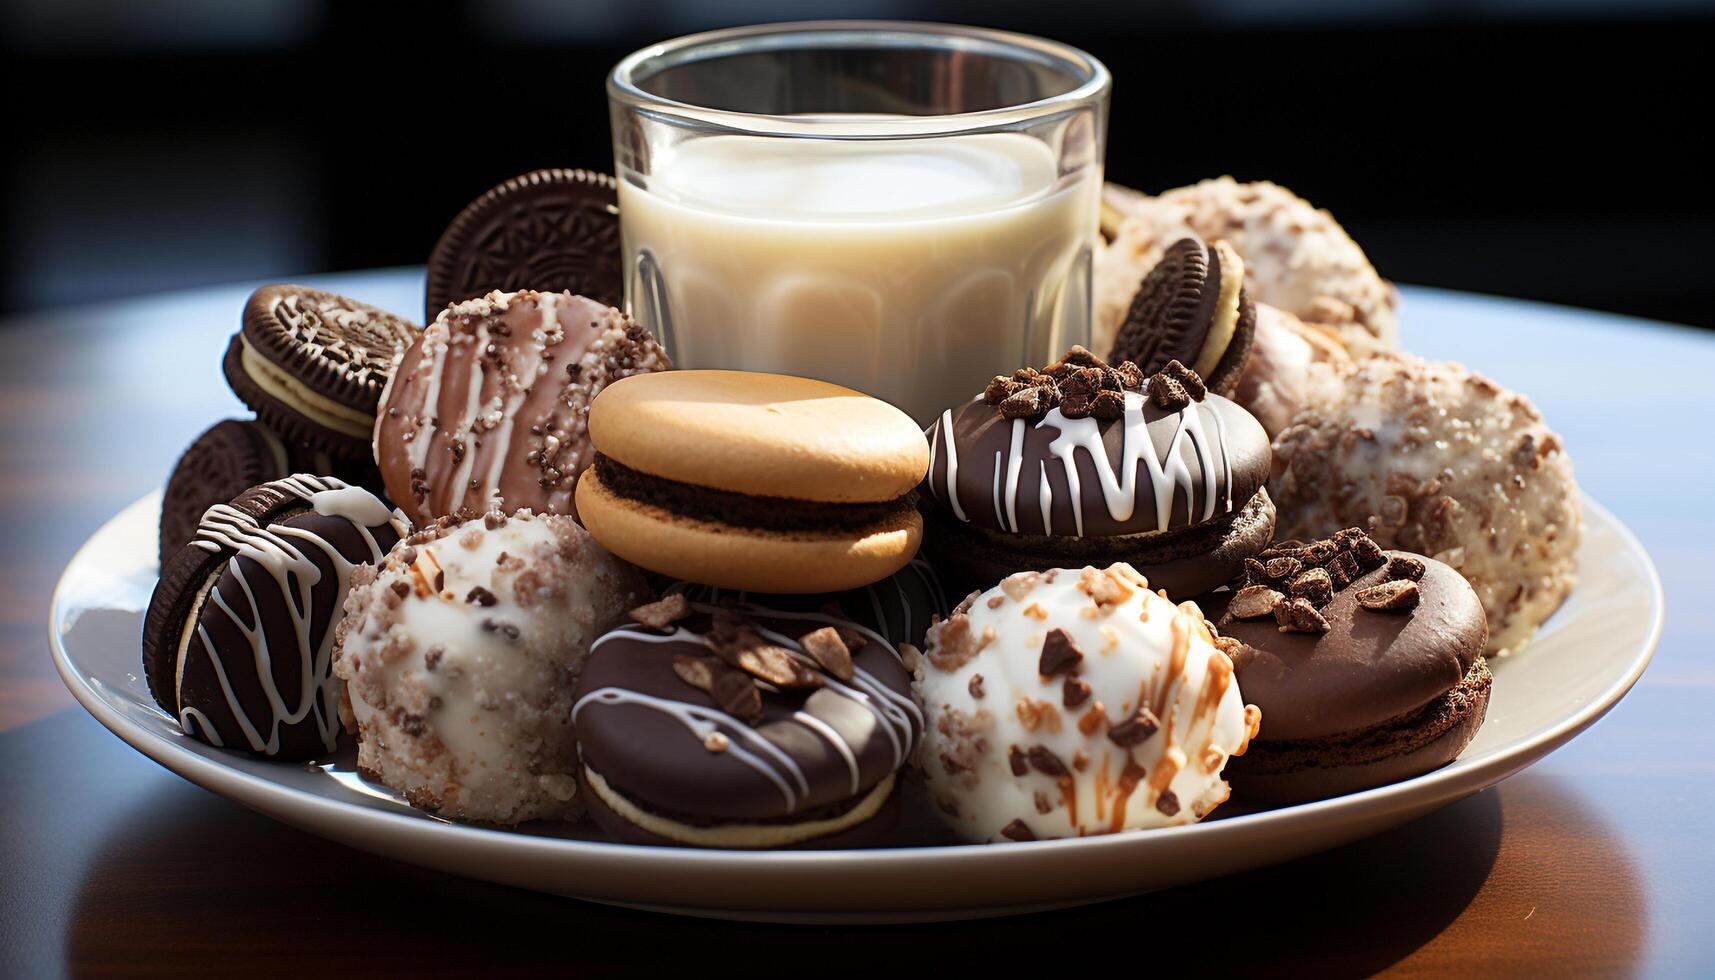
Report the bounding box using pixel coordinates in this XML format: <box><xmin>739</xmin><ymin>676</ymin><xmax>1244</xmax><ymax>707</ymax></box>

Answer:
<box><xmin>333</xmin><ymin>508</ymin><xmax>648</xmax><ymax>825</ymax></box>
<box><xmin>141</xmin><ymin>475</ymin><xmax>408</xmax><ymax>759</ymax></box>
<box><xmin>425</xmin><ymin>168</ymin><xmax>622</xmax><ymax>323</ymax></box>
<box><xmin>577</xmin><ymin>370</ymin><xmax>930</xmax><ymax>594</ymax></box>
<box><xmin>222</xmin><ymin>285</ymin><xmax>421</xmax><ymax>459</ymax></box>
<box><xmin>1094</xmin><ymin>177</ymin><xmax>1397</xmax><ymax>357</ymax></box>
<box><xmin>1269</xmin><ymin>353</ymin><xmax>1579</xmax><ymax>656</ymax></box>
<box><xmin>681</xmin><ymin>557</ymin><xmax>951</xmax><ymax>651</ymax></box>
<box><xmin>1207</xmin><ymin>529</ymin><xmax>1491</xmax><ymax>803</ymax></box>
<box><xmin>1108</xmin><ymin>238</ymin><xmax>1257</xmax><ymax>396</ymax></box>
<box><xmin>922</xmin><ymin>348</ymin><xmax>1275</xmax><ymax>599</ymax></box>
<box><xmin>373</xmin><ymin>289</ymin><xmax>670</xmax><ymax>526</ymax></box>
<box><xmin>571</xmin><ymin>596</ymin><xmax>923</xmax><ymax>848</ymax></box>
<box><xmin>159</xmin><ymin>419</ymin><xmax>385</xmax><ymax>567</ymax></box>
<box><xmin>1229</xmin><ymin>303</ymin><xmax>1352</xmax><ymax>438</ymax></box>
<box><xmin>915</xmin><ymin>563</ymin><xmax>1260</xmax><ymax>842</ymax></box>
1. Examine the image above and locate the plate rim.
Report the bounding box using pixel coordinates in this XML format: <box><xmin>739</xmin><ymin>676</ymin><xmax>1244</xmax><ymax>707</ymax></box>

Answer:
<box><xmin>47</xmin><ymin>491</ymin><xmax>1663</xmax><ymax>877</ymax></box>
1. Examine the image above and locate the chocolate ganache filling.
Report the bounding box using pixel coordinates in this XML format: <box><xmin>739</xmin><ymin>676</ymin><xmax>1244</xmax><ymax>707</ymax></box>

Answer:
<box><xmin>593</xmin><ymin>453</ymin><xmax>916</xmax><ymax>534</ymax></box>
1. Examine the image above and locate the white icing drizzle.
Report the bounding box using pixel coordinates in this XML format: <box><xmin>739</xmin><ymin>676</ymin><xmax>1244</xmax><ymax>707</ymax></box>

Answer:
<box><xmin>939</xmin><ymin>408</ymin><xmax>967</xmax><ymax>521</ymax></box>
<box><xmin>477</xmin><ymin>292</ymin><xmax>559</xmax><ymax>509</ymax></box>
<box><xmin>1037</xmin><ymin>460</ymin><xmax>1053</xmax><ymax>536</ymax></box>
<box><xmin>184</xmin><ymin>476</ymin><xmax>405</xmax><ymax>755</ymax></box>
<box><xmin>442</xmin><ymin>320</ymin><xmax>490</xmax><ymax>507</ymax></box>
<box><xmin>405</xmin><ymin>330</ymin><xmax>447</xmax><ymax>476</ymax></box>
<box><xmin>1003</xmin><ymin>418</ymin><xmax>1026</xmax><ymax>533</ymax></box>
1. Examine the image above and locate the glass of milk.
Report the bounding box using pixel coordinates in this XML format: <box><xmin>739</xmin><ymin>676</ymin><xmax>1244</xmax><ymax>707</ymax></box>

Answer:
<box><xmin>608</xmin><ymin>21</ymin><xmax>1109</xmax><ymax>424</ymax></box>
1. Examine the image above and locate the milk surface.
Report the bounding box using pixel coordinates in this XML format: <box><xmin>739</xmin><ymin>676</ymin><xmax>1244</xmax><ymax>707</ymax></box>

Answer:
<box><xmin>619</xmin><ymin>132</ymin><xmax>1099</xmax><ymax>423</ymax></box>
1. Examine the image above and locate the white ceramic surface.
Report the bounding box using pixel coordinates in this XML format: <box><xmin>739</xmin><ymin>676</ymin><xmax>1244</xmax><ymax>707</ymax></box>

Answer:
<box><xmin>50</xmin><ymin>492</ymin><xmax>1660</xmax><ymax>923</ymax></box>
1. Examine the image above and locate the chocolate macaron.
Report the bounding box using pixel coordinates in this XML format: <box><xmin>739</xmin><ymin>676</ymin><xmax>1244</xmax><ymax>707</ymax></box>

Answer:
<box><xmin>142</xmin><ymin>475</ymin><xmax>409</xmax><ymax>759</ymax></box>
<box><xmin>1209</xmin><ymin>529</ymin><xmax>1492</xmax><ymax>802</ymax></box>
<box><xmin>158</xmin><ymin>419</ymin><xmax>383</xmax><ymax>567</ymax></box>
<box><xmin>923</xmin><ymin>348</ymin><xmax>1275</xmax><ymax>599</ymax></box>
<box><xmin>577</xmin><ymin>370</ymin><xmax>930</xmax><ymax>594</ymax></box>
<box><xmin>1108</xmin><ymin>238</ymin><xmax>1256</xmax><ymax>396</ymax></box>
<box><xmin>425</xmin><ymin>168</ymin><xmax>622</xmax><ymax>322</ymax></box>
<box><xmin>373</xmin><ymin>289</ymin><xmax>669</xmax><ymax>526</ymax></box>
<box><xmin>222</xmin><ymin>285</ymin><xmax>421</xmax><ymax>459</ymax></box>
<box><xmin>571</xmin><ymin>596</ymin><xmax>923</xmax><ymax>848</ymax></box>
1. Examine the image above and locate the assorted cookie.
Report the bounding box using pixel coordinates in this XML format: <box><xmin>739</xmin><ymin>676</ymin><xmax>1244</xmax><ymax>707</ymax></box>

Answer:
<box><xmin>1108</xmin><ymin>237</ymin><xmax>1256</xmax><ymax>396</ymax></box>
<box><xmin>1207</xmin><ymin>529</ymin><xmax>1492</xmax><ymax>802</ymax></box>
<box><xmin>333</xmin><ymin>509</ymin><xmax>648</xmax><ymax>824</ymax></box>
<box><xmin>571</xmin><ymin>595</ymin><xmax>923</xmax><ymax>848</ymax></box>
<box><xmin>142</xmin><ymin>475</ymin><xmax>408</xmax><ymax>759</ymax></box>
<box><xmin>915</xmin><ymin>563</ymin><xmax>1260</xmax><ymax>841</ymax></box>
<box><xmin>577</xmin><ymin>370</ymin><xmax>930</xmax><ymax>593</ymax></box>
<box><xmin>222</xmin><ymin>284</ymin><xmax>421</xmax><ymax>459</ymax></box>
<box><xmin>922</xmin><ymin>347</ymin><xmax>1274</xmax><ymax>599</ymax></box>
<box><xmin>374</xmin><ymin>288</ymin><xmax>670</xmax><ymax>526</ymax></box>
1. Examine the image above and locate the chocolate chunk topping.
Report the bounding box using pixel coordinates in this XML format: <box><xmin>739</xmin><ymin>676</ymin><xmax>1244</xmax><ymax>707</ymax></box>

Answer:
<box><xmin>799</xmin><ymin>626</ymin><xmax>855</xmax><ymax>682</ymax></box>
<box><xmin>1108</xmin><ymin>706</ymin><xmax>1161</xmax><ymax>747</ymax></box>
<box><xmin>1155</xmin><ymin>789</ymin><xmax>1181</xmax><ymax>817</ymax></box>
<box><xmin>1008</xmin><ymin>745</ymin><xmax>1029</xmax><ymax>777</ymax></box>
<box><xmin>1162</xmin><ymin>359</ymin><xmax>1207</xmax><ymax>402</ymax></box>
<box><xmin>1062</xmin><ymin>675</ymin><xmax>1092</xmax><ymax>708</ymax></box>
<box><xmin>630</xmin><ymin>593</ymin><xmax>691</xmax><ymax>630</ymax></box>
<box><xmin>1091</xmin><ymin>388</ymin><xmax>1127</xmax><ymax>419</ymax></box>
<box><xmin>1328</xmin><ymin>550</ymin><xmax>1361</xmax><ymax>590</ymax></box>
<box><xmin>705</xmin><ymin>611</ymin><xmax>823</xmax><ymax>689</ymax></box>
<box><xmin>465</xmin><ymin>586</ymin><xmax>498</xmax><ymax>606</ymax></box>
<box><xmin>1038</xmin><ymin>628</ymin><xmax>1084</xmax><ymax>677</ymax></box>
<box><xmin>1264</xmin><ymin>556</ymin><xmax>1302</xmax><ymax>582</ymax></box>
<box><xmin>673</xmin><ymin>653</ymin><xmax>763</xmax><ymax>725</ymax></box>
<box><xmin>969</xmin><ymin>674</ymin><xmax>986</xmax><ymax>699</ymax></box>
<box><xmin>1026</xmin><ymin>746</ymin><xmax>1070</xmax><ymax>778</ymax></box>
<box><xmin>999</xmin><ymin>818</ymin><xmax>1037</xmax><ymax>842</ymax></box>
<box><xmin>1000</xmin><ymin>385</ymin><xmax>1055</xmax><ymax>419</ymax></box>
<box><xmin>1228</xmin><ymin>584</ymin><xmax>1283</xmax><ymax>620</ymax></box>
<box><xmin>1288</xmin><ymin>567</ymin><xmax>1334</xmax><ymax>607</ymax></box>
<box><xmin>1357</xmin><ymin>579</ymin><xmax>1421</xmax><ymax>612</ymax></box>
<box><xmin>1386</xmin><ymin>555</ymin><xmax>1427</xmax><ymax>582</ymax></box>
<box><xmin>1274</xmin><ymin>597</ymin><xmax>1330</xmax><ymax>634</ymax></box>
<box><xmin>1147</xmin><ymin>372</ymin><xmax>1190</xmax><ymax>411</ymax></box>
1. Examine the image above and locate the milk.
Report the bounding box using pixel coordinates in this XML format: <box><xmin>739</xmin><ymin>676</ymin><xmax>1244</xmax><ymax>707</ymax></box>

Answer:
<box><xmin>618</xmin><ymin>133</ymin><xmax>1099</xmax><ymax>424</ymax></box>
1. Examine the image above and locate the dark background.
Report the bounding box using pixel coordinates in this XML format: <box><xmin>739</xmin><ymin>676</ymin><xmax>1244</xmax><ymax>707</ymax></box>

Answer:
<box><xmin>4</xmin><ymin>0</ymin><xmax>1710</xmax><ymax>327</ymax></box>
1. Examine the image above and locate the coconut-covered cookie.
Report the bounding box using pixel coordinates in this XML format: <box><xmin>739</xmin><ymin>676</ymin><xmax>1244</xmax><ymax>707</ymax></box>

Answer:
<box><xmin>1270</xmin><ymin>354</ymin><xmax>1580</xmax><ymax>656</ymax></box>
<box><xmin>914</xmin><ymin>563</ymin><xmax>1260</xmax><ymax>842</ymax></box>
<box><xmin>1096</xmin><ymin>177</ymin><xmax>1397</xmax><ymax>358</ymax></box>
<box><xmin>333</xmin><ymin>508</ymin><xmax>648</xmax><ymax>824</ymax></box>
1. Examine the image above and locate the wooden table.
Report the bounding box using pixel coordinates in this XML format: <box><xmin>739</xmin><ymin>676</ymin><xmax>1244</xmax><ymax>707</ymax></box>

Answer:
<box><xmin>3</xmin><ymin>272</ymin><xmax>1711</xmax><ymax>976</ymax></box>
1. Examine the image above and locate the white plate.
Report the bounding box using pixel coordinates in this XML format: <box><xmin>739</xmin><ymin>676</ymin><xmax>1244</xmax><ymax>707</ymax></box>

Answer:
<box><xmin>50</xmin><ymin>492</ymin><xmax>1660</xmax><ymax>923</ymax></box>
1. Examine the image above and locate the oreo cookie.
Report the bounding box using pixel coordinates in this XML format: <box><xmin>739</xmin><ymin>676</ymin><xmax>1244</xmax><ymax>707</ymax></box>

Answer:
<box><xmin>158</xmin><ymin>419</ymin><xmax>385</xmax><ymax>567</ymax></box>
<box><xmin>221</xmin><ymin>285</ymin><xmax>420</xmax><ymax>459</ymax></box>
<box><xmin>142</xmin><ymin>475</ymin><xmax>408</xmax><ymax>759</ymax></box>
<box><xmin>425</xmin><ymin>168</ymin><xmax>622</xmax><ymax>323</ymax></box>
<box><xmin>1108</xmin><ymin>238</ymin><xmax>1257</xmax><ymax>396</ymax></box>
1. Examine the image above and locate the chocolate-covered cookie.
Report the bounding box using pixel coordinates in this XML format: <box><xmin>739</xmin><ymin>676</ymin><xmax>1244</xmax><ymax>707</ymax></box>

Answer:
<box><xmin>1207</xmin><ymin>530</ymin><xmax>1492</xmax><ymax>803</ymax></box>
<box><xmin>1108</xmin><ymin>238</ymin><xmax>1256</xmax><ymax>396</ymax></box>
<box><xmin>142</xmin><ymin>475</ymin><xmax>409</xmax><ymax>759</ymax></box>
<box><xmin>680</xmin><ymin>557</ymin><xmax>951</xmax><ymax>651</ymax></box>
<box><xmin>425</xmin><ymin>168</ymin><xmax>622</xmax><ymax>323</ymax></box>
<box><xmin>374</xmin><ymin>289</ymin><xmax>669</xmax><ymax>526</ymax></box>
<box><xmin>923</xmin><ymin>349</ymin><xmax>1275</xmax><ymax>599</ymax></box>
<box><xmin>222</xmin><ymin>285</ymin><xmax>420</xmax><ymax>459</ymax></box>
<box><xmin>158</xmin><ymin>419</ymin><xmax>383</xmax><ymax>567</ymax></box>
<box><xmin>572</xmin><ymin>596</ymin><xmax>924</xmax><ymax>848</ymax></box>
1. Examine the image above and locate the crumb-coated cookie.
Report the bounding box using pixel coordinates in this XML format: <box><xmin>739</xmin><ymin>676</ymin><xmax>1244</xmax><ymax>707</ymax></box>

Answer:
<box><xmin>142</xmin><ymin>475</ymin><xmax>408</xmax><ymax>759</ymax></box>
<box><xmin>1270</xmin><ymin>354</ymin><xmax>1579</xmax><ymax>656</ymax></box>
<box><xmin>577</xmin><ymin>370</ymin><xmax>930</xmax><ymax>594</ymax></box>
<box><xmin>373</xmin><ymin>289</ymin><xmax>669</xmax><ymax>526</ymax></box>
<box><xmin>1096</xmin><ymin>178</ymin><xmax>1397</xmax><ymax>358</ymax></box>
<box><xmin>1207</xmin><ymin>529</ymin><xmax>1491</xmax><ymax>803</ymax></box>
<box><xmin>222</xmin><ymin>285</ymin><xmax>421</xmax><ymax>459</ymax></box>
<box><xmin>922</xmin><ymin>348</ymin><xmax>1275</xmax><ymax>599</ymax></box>
<box><xmin>158</xmin><ymin>419</ymin><xmax>385</xmax><ymax>567</ymax></box>
<box><xmin>333</xmin><ymin>508</ymin><xmax>648</xmax><ymax>825</ymax></box>
<box><xmin>571</xmin><ymin>594</ymin><xmax>923</xmax><ymax>848</ymax></box>
<box><xmin>1229</xmin><ymin>303</ymin><xmax>1352</xmax><ymax>438</ymax></box>
<box><xmin>915</xmin><ymin>563</ymin><xmax>1260</xmax><ymax>842</ymax></box>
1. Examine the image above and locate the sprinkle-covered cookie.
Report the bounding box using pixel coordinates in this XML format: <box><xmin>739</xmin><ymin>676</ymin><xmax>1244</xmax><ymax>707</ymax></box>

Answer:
<box><xmin>425</xmin><ymin>168</ymin><xmax>623</xmax><ymax>323</ymax></box>
<box><xmin>222</xmin><ymin>285</ymin><xmax>421</xmax><ymax>459</ymax></box>
<box><xmin>142</xmin><ymin>475</ymin><xmax>409</xmax><ymax>759</ymax></box>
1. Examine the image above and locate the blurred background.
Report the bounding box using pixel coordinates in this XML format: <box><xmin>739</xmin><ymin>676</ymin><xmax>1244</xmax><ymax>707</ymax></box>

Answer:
<box><xmin>3</xmin><ymin>0</ymin><xmax>1709</xmax><ymax>326</ymax></box>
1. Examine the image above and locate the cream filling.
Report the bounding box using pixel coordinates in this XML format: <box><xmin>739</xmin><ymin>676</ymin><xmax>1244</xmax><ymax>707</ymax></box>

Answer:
<box><xmin>1191</xmin><ymin>240</ymin><xmax>1246</xmax><ymax>381</ymax></box>
<box><xmin>240</xmin><ymin>337</ymin><xmax>375</xmax><ymax>439</ymax></box>
<box><xmin>585</xmin><ymin>765</ymin><xmax>895</xmax><ymax>849</ymax></box>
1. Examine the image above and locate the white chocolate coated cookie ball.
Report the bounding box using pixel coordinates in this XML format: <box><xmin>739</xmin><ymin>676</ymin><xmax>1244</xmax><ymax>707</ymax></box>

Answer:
<box><xmin>915</xmin><ymin>564</ymin><xmax>1259</xmax><ymax>843</ymax></box>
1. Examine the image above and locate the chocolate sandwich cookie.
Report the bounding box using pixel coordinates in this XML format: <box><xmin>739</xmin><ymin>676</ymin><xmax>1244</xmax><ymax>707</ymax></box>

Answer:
<box><xmin>374</xmin><ymin>289</ymin><xmax>669</xmax><ymax>525</ymax></box>
<box><xmin>572</xmin><ymin>597</ymin><xmax>924</xmax><ymax>848</ymax></box>
<box><xmin>1207</xmin><ymin>529</ymin><xmax>1492</xmax><ymax>803</ymax></box>
<box><xmin>425</xmin><ymin>168</ymin><xmax>622</xmax><ymax>323</ymax></box>
<box><xmin>142</xmin><ymin>475</ymin><xmax>408</xmax><ymax>759</ymax></box>
<box><xmin>1108</xmin><ymin>238</ymin><xmax>1256</xmax><ymax>396</ymax></box>
<box><xmin>922</xmin><ymin>348</ymin><xmax>1275</xmax><ymax>599</ymax></box>
<box><xmin>222</xmin><ymin>285</ymin><xmax>420</xmax><ymax>459</ymax></box>
<box><xmin>678</xmin><ymin>557</ymin><xmax>951</xmax><ymax>651</ymax></box>
<box><xmin>158</xmin><ymin>419</ymin><xmax>384</xmax><ymax>567</ymax></box>
<box><xmin>577</xmin><ymin>370</ymin><xmax>930</xmax><ymax>594</ymax></box>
